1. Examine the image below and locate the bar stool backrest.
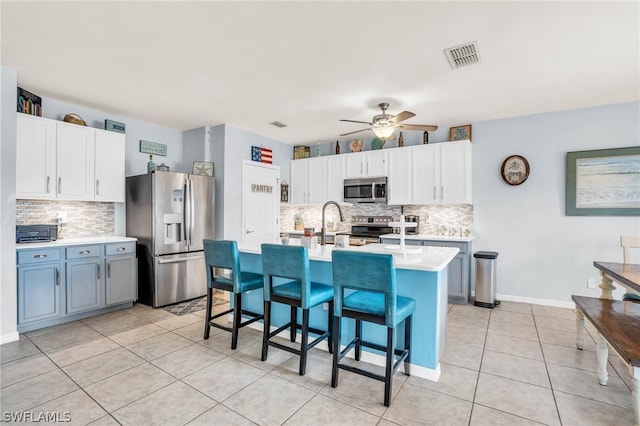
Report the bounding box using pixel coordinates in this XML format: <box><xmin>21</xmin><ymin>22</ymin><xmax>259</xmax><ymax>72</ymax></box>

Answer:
<box><xmin>203</xmin><ymin>239</ymin><xmax>241</xmax><ymax>291</ymax></box>
<box><xmin>332</xmin><ymin>250</ymin><xmax>396</xmax><ymax>327</ymax></box>
<box><xmin>261</xmin><ymin>244</ymin><xmax>312</xmax><ymax>307</ymax></box>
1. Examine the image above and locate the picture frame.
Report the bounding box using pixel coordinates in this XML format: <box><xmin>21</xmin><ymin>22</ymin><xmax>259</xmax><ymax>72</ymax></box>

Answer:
<box><xmin>566</xmin><ymin>146</ymin><xmax>640</xmax><ymax>216</ymax></box>
<box><xmin>449</xmin><ymin>124</ymin><xmax>472</xmax><ymax>142</ymax></box>
<box><xmin>192</xmin><ymin>161</ymin><xmax>214</xmax><ymax>177</ymax></box>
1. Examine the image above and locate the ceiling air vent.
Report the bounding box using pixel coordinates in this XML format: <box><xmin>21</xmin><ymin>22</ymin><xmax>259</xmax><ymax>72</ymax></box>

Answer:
<box><xmin>269</xmin><ymin>121</ymin><xmax>287</xmax><ymax>128</ymax></box>
<box><xmin>444</xmin><ymin>41</ymin><xmax>481</xmax><ymax>70</ymax></box>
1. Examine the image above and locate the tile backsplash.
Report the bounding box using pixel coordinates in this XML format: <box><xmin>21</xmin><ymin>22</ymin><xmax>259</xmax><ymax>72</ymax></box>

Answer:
<box><xmin>280</xmin><ymin>203</ymin><xmax>473</xmax><ymax>235</ymax></box>
<box><xmin>16</xmin><ymin>200</ymin><xmax>114</xmax><ymax>238</ymax></box>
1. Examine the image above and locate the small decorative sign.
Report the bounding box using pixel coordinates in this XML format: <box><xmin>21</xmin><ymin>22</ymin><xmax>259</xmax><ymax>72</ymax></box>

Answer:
<box><xmin>251</xmin><ymin>146</ymin><xmax>273</xmax><ymax>164</ymax></box>
<box><xmin>105</xmin><ymin>119</ymin><xmax>126</xmax><ymax>133</ymax></box>
<box><xmin>280</xmin><ymin>180</ymin><xmax>289</xmax><ymax>203</ymax></box>
<box><xmin>192</xmin><ymin>161</ymin><xmax>214</xmax><ymax>177</ymax></box>
<box><xmin>17</xmin><ymin>87</ymin><xmax>42</xmax><ymax>116</ymax></box>
<box><xmin>252</xmin><ymin>184</ymin><xmax>273</xmax><ymax>193</ymax></box>
<box><xmin>140</xmin><ymin>140</ymin><xmax>167</xmax><ymax>156</ymax></box>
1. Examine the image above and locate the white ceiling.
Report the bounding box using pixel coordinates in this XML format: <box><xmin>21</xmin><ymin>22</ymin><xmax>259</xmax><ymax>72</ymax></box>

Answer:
<box><xmin>2</xmin><ymin>1</ymin><xmax>638</xmax><ymax>145</ymax></box>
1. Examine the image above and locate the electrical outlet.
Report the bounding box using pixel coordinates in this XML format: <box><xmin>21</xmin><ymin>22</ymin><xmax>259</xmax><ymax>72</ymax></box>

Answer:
<box><xmin>587</xmin><ymin>278</ymin><xmax>596</xmax><ymax>289</ymax></box>
<box><xmin>57</xmin><ymin>211</ymin><xmax>68</xmax><ymax>223</ymax></box>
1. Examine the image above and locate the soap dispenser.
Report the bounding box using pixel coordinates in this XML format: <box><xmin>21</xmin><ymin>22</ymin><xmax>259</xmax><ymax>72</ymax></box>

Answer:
<box><xmin>147</xmin><ymin>155</ymin><xmax>156</xmax><ymax>172</ymax></box>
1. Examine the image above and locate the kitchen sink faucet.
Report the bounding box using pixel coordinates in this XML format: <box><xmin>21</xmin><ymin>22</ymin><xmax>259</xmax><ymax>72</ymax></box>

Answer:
<box><xmin>321</xmin><ymin>201</ymin><xmax>345</xmax><ymax>246</ymax></box>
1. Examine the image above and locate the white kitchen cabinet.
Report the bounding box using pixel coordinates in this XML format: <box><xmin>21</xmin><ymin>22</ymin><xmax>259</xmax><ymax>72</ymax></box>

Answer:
<box><xmin>56</xmin><ymin>121</ymin><xmax>95</xmax><ymax>200</ymax></box>
<box><xmin>344</xmin><ymin>150</ymin><xmax>388</xmax><ymax>178</ymax></box>
<box><xmin>392</xmin><ymin>141</ymin><xmax>471</xmax><ymax>205</ymax></box>
<box><xmin>290</xmin><ymin>157</ymin><xmax>332</xmax><ymax>205</ymax></box>
<box><xmin>16</xmin><ymin>114</ymin><xmax>56</xmax><ymax>199</ymax></box>
<box><xmin>326</xmin><ymin>155</ymin><xmax>345</xmax><ymax>202</ymax></box>
<box><xmin>95</xmin><ymin>129</ymin><xmax>125</xmax><ymax>202</ymax></box>
<box><xmin>16</xmin><ymin>114</ymin><xmax>126</xmax><ymax>202</ymax></box>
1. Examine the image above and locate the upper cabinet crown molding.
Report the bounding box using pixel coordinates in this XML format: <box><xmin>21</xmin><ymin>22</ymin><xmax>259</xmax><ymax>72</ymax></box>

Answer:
<box><xmin>16</xmin><ymin>113</ymin><xmax>125</xmax><ymax>202</ymax></box>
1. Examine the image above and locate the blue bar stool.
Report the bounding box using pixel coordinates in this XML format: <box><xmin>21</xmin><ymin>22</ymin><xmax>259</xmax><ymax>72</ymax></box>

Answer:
<box><xmin>260</xmin><ymin>244</ymin><xmax>334</xmax><ymax>375</ymax></box>
<box><xmin>203</xmin><ymin>240</ymin><xmax>264</xmax><ymax>349</ymax></box>
<box><xmin>331</xmin><ymin>250</ymin><xmax>415</xmax><ymax>406</ymax></box>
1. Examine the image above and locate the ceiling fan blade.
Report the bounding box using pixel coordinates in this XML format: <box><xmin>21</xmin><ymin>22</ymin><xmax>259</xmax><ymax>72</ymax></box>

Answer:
<box><xmin>339</xmin><ymin>127</ymin><xmax>372</xmax><ymax>137</ymax></box>
<box><xmin>340</xmin><ymin>119</ymin><xmax>374</xmax><ymax>125</ymax></box>
<box><xmin>397</xmin><ymin>124</ymin><xmax>439</xmax><ymax>132</ymax></box>
<box><xmin>391</xmin><ymin>111</ymin><xmax>416</xmax><ymax>124</ymax></box>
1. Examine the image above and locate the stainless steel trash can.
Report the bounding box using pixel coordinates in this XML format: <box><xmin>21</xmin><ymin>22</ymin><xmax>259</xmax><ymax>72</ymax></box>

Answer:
<box><xmin>474</xmin><ymin>251</ymin><xmax>500</xmax><ymax>308</ymax></box>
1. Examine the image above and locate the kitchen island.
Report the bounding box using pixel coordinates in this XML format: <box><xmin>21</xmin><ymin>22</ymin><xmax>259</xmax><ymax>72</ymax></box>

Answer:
<box><xmin>236</xmin><ymin>240</ymin><xmax>458</xmax><ymax>381</ymax></box>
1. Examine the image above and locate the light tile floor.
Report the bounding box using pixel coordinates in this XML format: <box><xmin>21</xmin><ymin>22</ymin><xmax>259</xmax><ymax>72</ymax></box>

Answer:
<box><xmin>1</xmin><ymin>300</ymin><xmax>636</xmax><ymax>425</ymax></box>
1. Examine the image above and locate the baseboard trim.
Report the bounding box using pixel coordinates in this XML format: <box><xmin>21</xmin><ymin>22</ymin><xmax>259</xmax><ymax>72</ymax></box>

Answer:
<box><xmin>0</xmin><ymin>331</ymin><xmax>20</xmax><ymax>345</ymax></box>
<box><xmin>244</xmin><ymin>320</ymin><xmax>441</xmax><ymax>382</ymax></box>
<box><xmin>495</xmin><ymin>293</ymin><xmax>574</xmax><ymax>309</ymax></box>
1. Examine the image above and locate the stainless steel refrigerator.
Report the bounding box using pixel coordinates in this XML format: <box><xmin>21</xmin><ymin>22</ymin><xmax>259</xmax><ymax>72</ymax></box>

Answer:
<box><xmin>126</xmin><ymin>171</ymin><xmax>214</xmax><ymax>307</ymax></box>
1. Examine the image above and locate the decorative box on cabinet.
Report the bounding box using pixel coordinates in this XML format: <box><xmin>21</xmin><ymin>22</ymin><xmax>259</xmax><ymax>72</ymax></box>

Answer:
<box><xmin>16</xmin><ymin>239</ymin><xmax>137</xmax><ymax>333</ymax></box>
<box><xmin>380</xmin><ymin>237</ymin><xmax>472</xmax><ymax>304</ymax></box>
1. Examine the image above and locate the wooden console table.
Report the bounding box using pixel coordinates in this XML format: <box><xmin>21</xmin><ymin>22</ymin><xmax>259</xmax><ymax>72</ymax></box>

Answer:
<box><xmin>574</xmin><ymin>261</ymin><xmax>640</xmax><ymax>425</ymax></box>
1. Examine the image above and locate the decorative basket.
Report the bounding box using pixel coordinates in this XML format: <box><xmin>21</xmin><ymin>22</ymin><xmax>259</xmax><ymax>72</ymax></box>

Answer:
<box><xmin>63</xmin><ymin>113</ymin><xmax>87</xmax><ymax>126</ymax></box>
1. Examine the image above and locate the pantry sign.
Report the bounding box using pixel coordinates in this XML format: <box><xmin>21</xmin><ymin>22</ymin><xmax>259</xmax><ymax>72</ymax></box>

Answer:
<box><xmin>140</xmin><ymin>140</ymin><xmax>167</xmax><ymax>156</ymax></box>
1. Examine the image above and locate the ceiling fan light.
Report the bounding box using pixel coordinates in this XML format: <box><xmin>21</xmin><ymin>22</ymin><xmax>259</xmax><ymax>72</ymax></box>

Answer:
<box><xmin>373</xmin><ymin>125</ymin><xmax>395</xmax><ymax>139</ymax></box>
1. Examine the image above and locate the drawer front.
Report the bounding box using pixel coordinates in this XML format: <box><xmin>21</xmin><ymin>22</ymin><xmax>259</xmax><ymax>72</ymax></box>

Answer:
<box><xmin>17</xmin><ymin>248</ymin><xmax>61</xmax><ymax>265</ymax></box>
<box><xmin>420</xmin><ymin>240</ymin><xmax>468</xmax><ymax>253</ymax></box>
<box><xmin>105</xmin><ymin>242</ymin><xmax>135</xmax><ymax>256</ymax></box>
<box><xmin>66</xmin><ymin>245</ymin><xmax>102</xmax><ymax>259</ymax></box>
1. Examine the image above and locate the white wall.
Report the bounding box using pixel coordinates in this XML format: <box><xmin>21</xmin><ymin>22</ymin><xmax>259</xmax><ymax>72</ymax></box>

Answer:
<box><xmin>1</xmin><ymin>66</ymin><xmax>18</xmax><ymax>344</ymax></box>
<box><xmin>473</xmin><ymin>102</ymin><xmax>640</xmax><ymax>305</ymax></box>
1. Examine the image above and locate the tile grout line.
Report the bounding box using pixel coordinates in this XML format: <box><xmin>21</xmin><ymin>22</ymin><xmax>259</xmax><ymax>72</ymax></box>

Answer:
<box><xmin>466</xmin><ymin>304</ymin><xmax>491</xmax><ymax>426</ymax></box>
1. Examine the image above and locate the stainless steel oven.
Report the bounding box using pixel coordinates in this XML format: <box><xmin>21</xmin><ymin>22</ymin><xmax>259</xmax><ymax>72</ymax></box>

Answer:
<box><xmin>343</xmin><ymin>177</ymin><xmax>387</xmax><ymax>203</ymax></box>
<box><xmin>347</xmin><ymin>216</ymin><xmax>393</xmax><ymax>245</ymax></box>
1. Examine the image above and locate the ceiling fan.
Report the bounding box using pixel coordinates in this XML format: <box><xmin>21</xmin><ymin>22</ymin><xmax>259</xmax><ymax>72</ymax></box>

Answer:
<box><xmin>339</xmin><ymin>102</ymin><xmax>438</xmax><ymax>140</ymax></box>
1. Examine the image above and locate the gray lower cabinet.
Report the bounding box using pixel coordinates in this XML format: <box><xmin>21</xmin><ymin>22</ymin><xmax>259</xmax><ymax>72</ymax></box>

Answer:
<box><xmin>17</xmin><ymin>241</ymin><xmax>137</xmax><ymax>332</ymax></box>
<box><xmin>105</xmin><ymin>242</ymin><xmax>136</xmax><ymax>305</ymax></box>
<box><xmin>380</xmin><ymin>237</ymin><xmax>472</xmax><ymax>304</ymax></box>
<box><xmin>17</xmin><ymin>248</ymin><xmax>62</xmax><ymax>324</ymax></box>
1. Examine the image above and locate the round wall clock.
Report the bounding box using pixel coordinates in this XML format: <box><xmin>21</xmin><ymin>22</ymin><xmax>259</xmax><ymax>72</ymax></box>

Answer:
<box><xmin>501</xmin><ymin>155</ymin><xmax>530</xmax><ymax>186</ymax></box>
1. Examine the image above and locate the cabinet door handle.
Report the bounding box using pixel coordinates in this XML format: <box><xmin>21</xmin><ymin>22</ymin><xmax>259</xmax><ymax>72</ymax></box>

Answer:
<box><xmin>116</xmin><ymin>247</ymin><xmax>126</xmax><ymax>251</ymax></box>
<box><xmin>441</xmin><ymin>186</ymin><xmax>444</xmax><ymax>200</ymax></box>
<box><xmin>96</xmin><ymin>179</ymin><xmax>99</xmax><ymax>196</ymax></box>
<box><xmin>46</xmin><ymin>176</ymin><xmax>50</xmax><ymax>193</ymax></box>
<box><xmin>107</xmin><ymin>262</ymin><xmax>111</xmax><ymax>278</ymax></box>
<box><xmin>33</xmin><ymin>253</ymin><xmax>48</xmax><ymax>259</ymax></box>
<box><xmin>360</xmin><ymin>163</ymin><xmax>363</xmax><ymax>174</ymax></box>
<box><xmin>56</xmin><ymin>267</ymin><xmax>60</xmax><ymax>286</ymax></box>
<box><xmin>433</xmin><ymin>187</ymin><xmax>436</xmax><ymax>199</ymax></box>
<box><xmin>79</xmin><ymin>250</ymin><xmax>91</xmax><ymax>255</ymax></box>
<box><xmin>366</xmin><ymin>162</ymin><xmax>369</xmax><ymax>175</ymax></box>
<box><xmin>97</xmin><ymin>264</ymin><xmax>100</xmax><ymax>279</ymax></box>
<box><xmin>58</xmin><ymin>177</ymin><xmax>61</xmax><ymax>193</ymax></box>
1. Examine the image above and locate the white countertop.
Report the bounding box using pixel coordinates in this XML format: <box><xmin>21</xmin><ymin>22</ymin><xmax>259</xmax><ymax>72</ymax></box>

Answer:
<box><xmin>282</xmin><ymin>229</ymin><xmax>349</xmax><ymax>236</ymax></box>
<box><xmin>237</xmin><ymin>240</ymin><xmax>458</xmax><ymax>272</ymax></box>
<box><xmin>379</xmin><ymin>233</ymin><xmax>474</xmax><ymax>243</ymax></box>
<box><xmin>16</xmin><ymin>236</ymin><xmax>137</xmax><ymax>250</ymax></box>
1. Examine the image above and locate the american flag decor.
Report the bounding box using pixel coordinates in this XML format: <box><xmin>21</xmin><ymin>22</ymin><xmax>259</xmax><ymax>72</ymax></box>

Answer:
<box><xmin>251</xmin><ymin>146</ymin><xmax>273</xmax><ymax>164</ymax></box>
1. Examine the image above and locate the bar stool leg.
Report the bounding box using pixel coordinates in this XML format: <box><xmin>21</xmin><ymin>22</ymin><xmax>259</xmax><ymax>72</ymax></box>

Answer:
<box><xmin>231</xmin><ymin>293</ymin><xmax>242</xmax><ymax>349</ymax></box>
<box><xmin>355</xmin><ymin>319</ymin><xmax>362</xmax><ymax>361</ymax></box>
<box><xmin>290</xmin><ymin>306</ymin><xmax>297</xmax><ymax>342</ymax></box>
<box><xmin>261</xmin><ymin>300</ymin><xmax>271</xmax><ymax>361</ymax></box>
<box><xmin>327</xmin><ymin>301</ymin><xmax>334</xmax><ymax>354</ymax></box>
<box><xmin>331</xmin><ymin>315</ymin><xmax>341</xmax><ymax>388</ymax></box>
<box><xmin>384</xmin><ymin>327</ymin><xmax>394</xmax><ymax>407</ymax></box>
<box><xmin>204</xmin><ymin>287</ymin><xmax>213</xmax><ymax>340</ymax></box>
<box><xmin>404</xmin><ymin>315</ymin><xmax>412</xmax><ymax>376</ymax></box>
<box><xmin>299</xmin><ymin>308</ymin><xmax>310</xmax><ymax>375</ymax></box>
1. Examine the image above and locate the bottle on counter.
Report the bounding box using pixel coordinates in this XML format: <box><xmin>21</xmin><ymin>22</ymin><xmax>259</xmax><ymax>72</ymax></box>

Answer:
<box><xmin>335</xmin><ymin>140</ymin><xmax>340</xmax><ymax>154</ymax></box>
<box><xmin>147</xmin><ymin>155</ymin><xmax>156</xmax><ymax>172</ymax></box>
<box><xmin>398</xmin><ymin>131</ymin><xmax>404</xmax><ymax>147</ymax></box>
<box><xmin>423</xmin><ymin>131</ymin><xmax>429</xmax><ymax>144</ymax></box>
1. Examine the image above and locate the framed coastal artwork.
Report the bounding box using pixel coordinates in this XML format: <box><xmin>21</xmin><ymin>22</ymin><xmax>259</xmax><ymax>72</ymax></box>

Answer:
<box><xmin>566</xmin><ymin>146</ymin><xmax>640</xmax><ymax>216</ymax></box>
<box><xmin>449</xmin><ymin>124</ymin><xmax>472</xmax><ymax>142</ymax></box>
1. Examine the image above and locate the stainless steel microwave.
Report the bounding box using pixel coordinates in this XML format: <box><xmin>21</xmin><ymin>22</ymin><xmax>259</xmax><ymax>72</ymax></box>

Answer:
<box><xmin>343</xmin><ymin>177</ymin><xmax>387</xmax><ymax>203</ymax></box>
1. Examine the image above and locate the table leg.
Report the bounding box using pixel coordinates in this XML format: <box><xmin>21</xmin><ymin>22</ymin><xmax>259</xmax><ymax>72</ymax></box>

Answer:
<box><xmin>631</xmin><ymin>365</ymin><xmax>639</xmax><ymax>426</ymax></box>
<box><xmin>575</xmin><ymin>308</ymin><xmax>585</xmax><ymax>350</ymax></box>
<box><xmin>595</xmin><ymin>332</ymin><xmax>609</xmax><ymax>386</ymax></box>
<box><xmin>598</xmin><ymin>271</ymin><xmax>615</xmax><ymax>300</ymax></box>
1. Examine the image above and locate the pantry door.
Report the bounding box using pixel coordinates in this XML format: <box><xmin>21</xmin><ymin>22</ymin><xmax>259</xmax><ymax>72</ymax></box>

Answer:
<box><xmin>242</xmin><ymin>161</ymin><xmax>280</xmax><ymax>242</ymax></box>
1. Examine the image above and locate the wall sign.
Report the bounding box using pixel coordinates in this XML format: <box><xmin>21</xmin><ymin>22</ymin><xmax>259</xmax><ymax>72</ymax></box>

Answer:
<box><xmin>140</xmin><ymin>140</ymin><xmax>167</xmax><ymax>156</ymax></box>
<box><xmin>252</xmin><ymin>184</ymin><xmax>273</xmax><ymax>193</ymax></box>
<box><xmin>105</xmin><ymin>119</ymin><xmax>126</xmax><ymax>133</ymax></box>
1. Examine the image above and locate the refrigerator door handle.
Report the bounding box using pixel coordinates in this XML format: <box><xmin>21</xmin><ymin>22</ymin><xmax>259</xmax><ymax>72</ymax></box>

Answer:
<box><xmin>189</xmin><ymin>178</ymin><xmax>195</xmax><ymax>247</ymax></box>
<box><xmin>183</xmin><ymin>179</ymin><xmax>189</xmax><ymax>244</ymax></box>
